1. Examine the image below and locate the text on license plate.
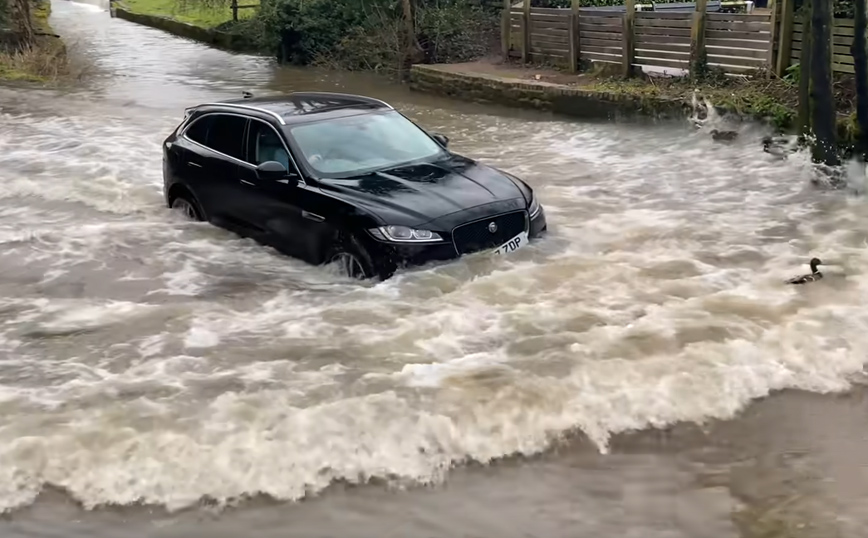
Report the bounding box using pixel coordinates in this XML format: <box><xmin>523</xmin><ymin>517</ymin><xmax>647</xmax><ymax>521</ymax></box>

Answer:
<box><xmin>492</xmin><ymin>232</ymin><xmax>528</xmax><ymax>255</ymax></box>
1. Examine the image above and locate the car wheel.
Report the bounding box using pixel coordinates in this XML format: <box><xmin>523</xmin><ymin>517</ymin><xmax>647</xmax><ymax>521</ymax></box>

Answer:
<box><xmin>171</xmin><ymin>195</ymin><xmax>203</xmax><ymax>222</ymax></box>
<box><xmin>326</xmin><ymin>234</ymin><xmax>377</xmax><ymax>280</ymax></box>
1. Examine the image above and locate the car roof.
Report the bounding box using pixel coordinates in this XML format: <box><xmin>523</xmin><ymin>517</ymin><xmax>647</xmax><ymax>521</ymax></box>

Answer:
<box><xmin>197</xmin><ymin>91</ymin><xmax>394</xmax><ymax>126</ymax></box>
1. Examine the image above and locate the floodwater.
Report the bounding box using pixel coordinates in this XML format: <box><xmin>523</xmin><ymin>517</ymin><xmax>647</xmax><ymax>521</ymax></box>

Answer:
<box><xmin>2</xmin><ymin>1</ymin><xmax>868</xmax><ymax>537</ymax></box>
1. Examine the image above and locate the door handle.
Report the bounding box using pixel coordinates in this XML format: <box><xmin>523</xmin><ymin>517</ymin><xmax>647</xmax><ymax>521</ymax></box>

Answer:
<box><xmin>240</xmin><ymin>179</ymin><xmax>255</xmax><ymax>187</ymax></box>
<box><xmin>302</xmin><ymin>211</ymin><xmax>325</xmax><ymax>222</ymax></box>
<box><xmin>188</xmin><ymin>161</ymin><xmax>203</xmax><ymax>168</ymax></box>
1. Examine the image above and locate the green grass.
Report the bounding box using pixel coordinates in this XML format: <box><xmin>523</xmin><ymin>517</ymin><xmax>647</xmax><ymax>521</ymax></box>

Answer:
<box><xmin>0</xmin><ymin>0</ymin><xmax>64</xmax><ymax>85</ymax></box>
<box><xmin>123</xmin><ymin>0</ymin><xmax>259</xmax><ymax>28</ymax></box>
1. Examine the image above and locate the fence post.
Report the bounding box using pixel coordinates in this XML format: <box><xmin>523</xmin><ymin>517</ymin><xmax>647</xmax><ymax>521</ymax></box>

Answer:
<box><xmin>775</xmin><ymin>0</ymin><xmax>794</xmax><ymax>77</ymax></box>
<box><xmin>522</xmin><ymin>0</ymin><xmax>531</xmax><ymax>63</ymax></box>
<box><xmin>502</xmin><ymin>0</ymin><xmax>511</xmax><ymax>62</ymax></box>
<box><xmin>690</xmin><ymin>0</ymin><xmax>709</xmax><ymax>78</ymax></box>
<box><xmin>622</xmin><ymin>0</ymin><xmax>636</xmax><ymax>77</ymax></box>
<box><xmin>569</xmin><ymin>0</ymin><xmax>580</xmax><ymax>72</ymax></box>
<box><xmin>231</xmin><ymin>0</ymin><xmax>238</xmax><ymax>21</ymax></box>
<box><xmin>766</xmin><ymin>0</ymin><xmax>778</xmax><ymax>78</ymax></box>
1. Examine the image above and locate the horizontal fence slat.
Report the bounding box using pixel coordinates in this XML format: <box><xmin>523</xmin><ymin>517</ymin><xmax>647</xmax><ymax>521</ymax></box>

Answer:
<box><xmin>634</xmin><ymin>11</ymin><xmax>694</xmax><ymax>19</ymax></box>
<box><xmin>579</xmin><ymin>30</ymin><xmax>623</xmax><ymax>41</ymax></box>
<box><xmin>706</xmin><ymin>29</ymin><xmax>771</xmax><ymax>40</ymax></box>
<box><xmin>582</xmin><ymin>51</ymin><xmax>622</xmax><ymax>63</ymax></box>
<box><xmin>707</xmin><ymin>12</ymin><xmax>771</xmax><ymax>21</ymax></box>
<box><xmin>530</xmin><ymin>7</ymin><xmax>569</xmax><ymax>15</ymax></box>
<box><xmin>582</xmin><ymin>15</ymin><xmax>624</xmax><ymax>26</ymax></box>
<box><xmin>637</xmin><ymin>49</ymin><xmax>690</xmax><ymax>61</ymax></box>
<box><xmin>707</xmin><ymin>46</ymin><xmax>770</xmax><ymax>60</ymax></box>
<box><xmin>635</xmin><ymin>17</ymin><xmax>693</xmax><ymax>28</ymax></box>
<box><xmin>634</xmin><ymin>25</ymin><xmax>692</xmax><ymax>37</ymax></box>
<box><xmin>706</xmin><ymin>20</ymin><xmax>770</xmax><ymax>31</ymax></box>
<box><xmin>706</xmin><ymin>37</ymin><xmax>769</xmax><ymax>50</ymax></box>
<box><xmin>583</xmin><ymin>44</ymin><xmax>625</xmax><ymax>55</ymax></box>
<box><xmin>530</xmin><ymin>45</ymin><xmax>569</xmax><ymax>56</ymax></box>
<box><xmin>834</xmin><ymin>62</ymin><xmax>856</xmax><ymax>74</ymax></box>
<box><xmin>530</xmin><ymin>18</ymin><xmax>569</xmax><ymax>30</ymax></box>
<box><xmin>636</xmin><ymin>34</ymin><xmax>691</xmax><ymax>45</ymax></box>
<box><xmin>707</xmin><ymin>62</ymin><xmax>762</xmax><ymax>74</ymax></box>
<box><xmin>707</xmin><ymin>53</ymin><xmax>766</xmax><ymax>67</ymax></box>
<box><xmin>634</xmin><ymin>57</ymin><xmax>689</xmax><ymax>70</ymax></box>
<box><xmin>581</xmin><ymin>38</ymin><xmax>625</xmax><ymax>49</ymax></box>
<box><xmin>530</xmin><ymin>26</ymin><xmax>569</xmax><ymax>37</ymax></box>
<box><xmin>529</xmin><ymin>51</ymin><xmax>569</xmax><ymax>63</ymax></box>
<box><xmin>579</xmin><ymin>23</ymin><xmax>623</xmax><ymax>34</ymax></box>
<box><xmin>833</xmin><ymin>53</ymin><xmax>854</xmax><ymax>65</ymax></box>
<box><xmin>532</xmin><ymin>36</ymin><xmax>570</xmax><ymax>48</ymax></box>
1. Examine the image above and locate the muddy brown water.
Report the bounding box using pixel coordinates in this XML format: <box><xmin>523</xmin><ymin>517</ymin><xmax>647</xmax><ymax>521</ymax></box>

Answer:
<box><xmin>2</xmin><ymin>1</ymin><xmax>868</xmax><ymax>537</ymax></box>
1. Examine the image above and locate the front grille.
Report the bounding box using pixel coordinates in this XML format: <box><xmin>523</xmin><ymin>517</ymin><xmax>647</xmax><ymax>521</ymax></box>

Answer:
<box><xmin>452</xmin><ymin>210</ymin><xmax>528</xmax><ymax>255</ymax></box>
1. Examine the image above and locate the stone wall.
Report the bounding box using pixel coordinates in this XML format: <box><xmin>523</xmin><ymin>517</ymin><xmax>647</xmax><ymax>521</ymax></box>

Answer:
<box><xmin>113</xmin><ymin>6</ymin><xmax>257</xmax><ymax>53</ymax></box>
<box><xmin>409</xmin><ymin>65</ymin><xmax>691</xmax><ymax>122</ymax></box>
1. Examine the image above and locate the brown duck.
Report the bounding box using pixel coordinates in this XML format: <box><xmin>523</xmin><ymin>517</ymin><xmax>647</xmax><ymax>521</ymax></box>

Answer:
<box><xmin>786</xmin><ymin>258</ymin><xmax>823</xmax><ymax>285</ymax></box>
<box><xmin>711</xmin><ymin>129</ymin><xmax>739</xmax><ymax>142</ymax></box>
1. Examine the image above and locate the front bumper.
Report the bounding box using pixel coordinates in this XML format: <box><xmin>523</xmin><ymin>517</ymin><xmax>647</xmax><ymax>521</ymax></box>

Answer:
<box><xmin>366</xmin><ymin>207</ymin><xmax>548</xmax><ymax>275</ymax></box>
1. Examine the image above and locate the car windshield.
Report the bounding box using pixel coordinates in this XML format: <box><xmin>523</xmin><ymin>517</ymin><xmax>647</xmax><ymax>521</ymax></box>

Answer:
<box><xmin>287</xmin><ymin>110</ymin><xmax>445</xmax><ymax>178</ymax></box>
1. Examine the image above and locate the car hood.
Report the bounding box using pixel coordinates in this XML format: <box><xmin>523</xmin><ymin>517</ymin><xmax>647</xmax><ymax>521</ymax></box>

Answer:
<box><xmin>318</xmin><ymin>156</ymin><xmax>526</xmax><ymax>228</ymax></box>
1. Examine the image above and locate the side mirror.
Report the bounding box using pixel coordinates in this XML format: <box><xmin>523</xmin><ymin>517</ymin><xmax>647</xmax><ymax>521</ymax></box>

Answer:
<box><xmin>256</xmin><ymin>160</ymin><xmax>289</xmax><ymax>181</ymax></box>
<box><xmin>432</xmin><ymin>133</ymin><xmax>449</xmax><ymax>148</ymax></box>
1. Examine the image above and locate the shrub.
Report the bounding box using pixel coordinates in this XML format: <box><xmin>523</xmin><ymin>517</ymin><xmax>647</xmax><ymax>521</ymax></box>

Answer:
<box><xmin>252</xmin><ymin>0</ymin><xmax>497</xmax><ymax>70</ymax></box>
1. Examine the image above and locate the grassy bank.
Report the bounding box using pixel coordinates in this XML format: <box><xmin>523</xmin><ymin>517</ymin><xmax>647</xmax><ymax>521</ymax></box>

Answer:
<box><xmin>0</xmin><ymin>0</ymin><xmax>71</xmax><ymax>84</ymax></box>
<box><xmin>122</xmin><ymin>0</ymin><xmax>258</xmax><ymax>28</ymax></box>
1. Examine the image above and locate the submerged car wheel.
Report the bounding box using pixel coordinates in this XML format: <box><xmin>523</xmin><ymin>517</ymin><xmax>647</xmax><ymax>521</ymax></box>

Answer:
<box><xmin>326</xmin><ymin>234</ymin><xmax>377</xmax><ymax>280</ymax></box>
<box><xmin>171</xmin><ymin>195</ymin><xmax>203</xmax><ymax>222</ymax></box>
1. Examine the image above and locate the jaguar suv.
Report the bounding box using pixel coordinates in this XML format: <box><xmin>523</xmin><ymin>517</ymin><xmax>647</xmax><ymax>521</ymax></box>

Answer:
<box><xmin>162</xmin><ymin>91</ymin><xmax>547</xmax><ymax>280</ymax></box>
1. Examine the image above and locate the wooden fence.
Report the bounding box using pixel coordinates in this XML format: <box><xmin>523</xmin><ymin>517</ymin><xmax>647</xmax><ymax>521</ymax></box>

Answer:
<box><xmin>789</xmin><ymin>18</ymin><xmax>857</xmax><ymax>75</ymax></box>
<box><xmin>504</xmin><ymin>2</ymin><xmax>775</xmax><ymax>76</ymax></box>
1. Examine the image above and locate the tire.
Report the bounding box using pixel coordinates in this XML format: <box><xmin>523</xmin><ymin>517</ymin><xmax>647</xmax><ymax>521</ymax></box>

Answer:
<box><xmin>171</xmin><ymin>194</ymin><xmax>204</xmax><ymax>222</ymax></box>
<box><xmin>325</xmin><ymin>233</ymin><xmax>379</xmax><ymax>280</ymax></box>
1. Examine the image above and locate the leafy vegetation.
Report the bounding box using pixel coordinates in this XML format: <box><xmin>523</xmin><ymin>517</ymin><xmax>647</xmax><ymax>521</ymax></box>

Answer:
<box><xmin>236</xmin><ymin>0</ymin><xmax>498</xmax><ymax>71</ymax></box>
<box><xmin>124</xmin><ymin>0</ymin><xmax>258</xmax><ymax>28</ymax></box>
<box><xmin>0</xmin><ymin>0</ymin><xmax>78</xmax><ymax>85</ymax></box>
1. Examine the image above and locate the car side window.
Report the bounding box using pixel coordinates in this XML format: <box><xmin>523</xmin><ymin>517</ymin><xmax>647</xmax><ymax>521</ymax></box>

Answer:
<box><xmin>206</xmin><ymin>114</ymin><xmax>248</xmax><ymax>161</ymax></box>
<box><xmin>184</xmin><ymin>115</ymin><xmax>213</xmax><ymax>146</ymax></box>
<box><xmin>247</xmin><ymin>119</ymin><xmax>291</xmax><ymax>172</ymax></box>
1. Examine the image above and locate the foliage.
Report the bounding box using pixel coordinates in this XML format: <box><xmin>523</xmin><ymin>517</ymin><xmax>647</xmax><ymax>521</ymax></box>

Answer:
<box><xmin>249</xmin><ymin>0</ymin><xmax>497</xmax><ymax>70</ymax></box>
<box><xmin>533</xmin><ymin>0</ymin><xmax>697</xmax><ymax>7</ymax></box>
<box><xmin>126</xmin><ymin>0</ymin><xmax>257</xmax><ymax>28</ymax></box>
<box><xmin>794</xmin><ymin>0</ymin><xmax>854</xmax><ymax>17</ymax></box>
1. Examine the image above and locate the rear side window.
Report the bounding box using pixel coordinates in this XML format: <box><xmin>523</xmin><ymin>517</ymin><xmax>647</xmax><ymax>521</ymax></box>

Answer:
<box><xmin>185</xmin><ymin>115</ymin><xmax>213</xmax><ymax>146</ymax></box>
<box><xmin>184</xmin><ymin>113</ymin><xmax>247</xmax><ymax>161</ymax></box>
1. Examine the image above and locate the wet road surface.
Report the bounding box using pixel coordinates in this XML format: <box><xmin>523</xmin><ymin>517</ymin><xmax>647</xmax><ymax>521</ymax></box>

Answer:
<box><xmin>1</xmin><ymin>1</ymin><xmax>868</xmax><ymax>537</ymax></box>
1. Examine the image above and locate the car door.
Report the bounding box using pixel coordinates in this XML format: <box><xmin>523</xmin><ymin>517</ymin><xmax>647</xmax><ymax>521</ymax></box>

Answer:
<box><xmin>236</xmin><ymin>118</ymin><xmax>326</xmax><ymax>264</ymax></box>
<box><xmin>199</xmin><ymin>114</ymin><xmax>253</xmax><ymax>234</ymax></box>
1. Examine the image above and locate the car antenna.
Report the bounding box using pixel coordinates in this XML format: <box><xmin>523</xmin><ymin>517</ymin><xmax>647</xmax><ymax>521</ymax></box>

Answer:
<box><xmin>242</xmin><ymin>91</ymin><xmax>254</xmax><ymax>99</ymax></box>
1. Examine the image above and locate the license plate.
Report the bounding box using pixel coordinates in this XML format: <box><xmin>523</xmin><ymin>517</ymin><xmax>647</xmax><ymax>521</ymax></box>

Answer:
<box><xmin>492</xmin><ymin>231</ymin><xmax>528</xmax><ymax>255</ymax></box>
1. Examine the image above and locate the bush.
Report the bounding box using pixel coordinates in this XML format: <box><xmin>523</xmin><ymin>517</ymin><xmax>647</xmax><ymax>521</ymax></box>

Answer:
<box><xmin>253</xmin><ymin>0</ymin><xmax>497</xmax><ymax>70</ymax></box>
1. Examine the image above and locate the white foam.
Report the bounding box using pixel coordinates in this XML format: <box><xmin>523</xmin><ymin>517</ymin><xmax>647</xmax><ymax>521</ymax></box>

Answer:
<box><xmin>1</xmin><ymin>11</ymin><xmax>868</xmax><ymax>513</ymax></box>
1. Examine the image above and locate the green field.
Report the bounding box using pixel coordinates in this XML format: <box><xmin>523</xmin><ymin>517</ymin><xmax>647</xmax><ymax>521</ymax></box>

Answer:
<box><xmin>123</xmin><ymin>0</ymin><xmax>259</xmax><ymax>28</ymax></box>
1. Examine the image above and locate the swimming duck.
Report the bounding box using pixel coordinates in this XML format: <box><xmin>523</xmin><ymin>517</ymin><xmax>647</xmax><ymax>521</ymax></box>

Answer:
<box><xmin>786</xmin><ymin>257</ymin><xmax>823</xmax><ymax>285</ymax></box>
<box><xmin>711</xmin><ymin>129</ymin><xmax>739</xmax><ymax>142</ymax></box>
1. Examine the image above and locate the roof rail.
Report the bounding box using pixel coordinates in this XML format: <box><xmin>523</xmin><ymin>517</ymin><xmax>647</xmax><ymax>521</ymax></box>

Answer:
<box><xmin>200</xmin><ymin>102</ymin><xmax>287</xmax><ymax>125</ymax></box>
<box><xmin>289</xmin><ymin>91</ymin><xmax>393</xmax><ymax>110</ymax></box>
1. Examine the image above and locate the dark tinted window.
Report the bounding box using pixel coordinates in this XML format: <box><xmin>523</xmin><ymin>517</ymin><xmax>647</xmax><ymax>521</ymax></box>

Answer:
<box><xmin>247</xmin><ymin>120</ymin><xmax>291</xmax><ymax>171</ymax></box>
<box><xmin>184</xmin><ymin>114</ymin><xmax>247</xmax><ymax>161</ymax></box>
<box><xmin>207</xmin><ymin>115</ymin><xmax>247</xmax><ymax>160</ymax></box>
<box><xmin>185</xmin><ymin>115</ymin><xmax>213</xmax><ymax>145</ymax></box>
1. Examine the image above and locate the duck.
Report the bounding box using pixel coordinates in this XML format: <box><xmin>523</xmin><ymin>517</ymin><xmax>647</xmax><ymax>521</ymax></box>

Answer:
<box><xmin>786</xmin><ymin>257</ymin><xmax>823</xmax><ymax>284</ymax></box>
<box><xmin>711</xmin><ymin>129</ymin><xmax>739</xmax><ymax>142</ymax></box>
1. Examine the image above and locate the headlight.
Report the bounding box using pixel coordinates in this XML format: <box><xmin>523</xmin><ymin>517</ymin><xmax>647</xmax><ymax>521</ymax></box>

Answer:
<box><xmin>528</xmin><ymin>195</ymin><xmax>541</xmax><ymax>218</ymax></box>
<box><xmin>369</xmin><ymin>225</ymin><xmax>444</xmax><ymax>243</ymax></box>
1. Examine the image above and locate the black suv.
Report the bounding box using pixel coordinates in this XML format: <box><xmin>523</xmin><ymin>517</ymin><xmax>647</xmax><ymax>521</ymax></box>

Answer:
<box><xmin>162</xmin><ymin>91</ymin><xmax>547</xmax><ymax>280</ymax></box>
